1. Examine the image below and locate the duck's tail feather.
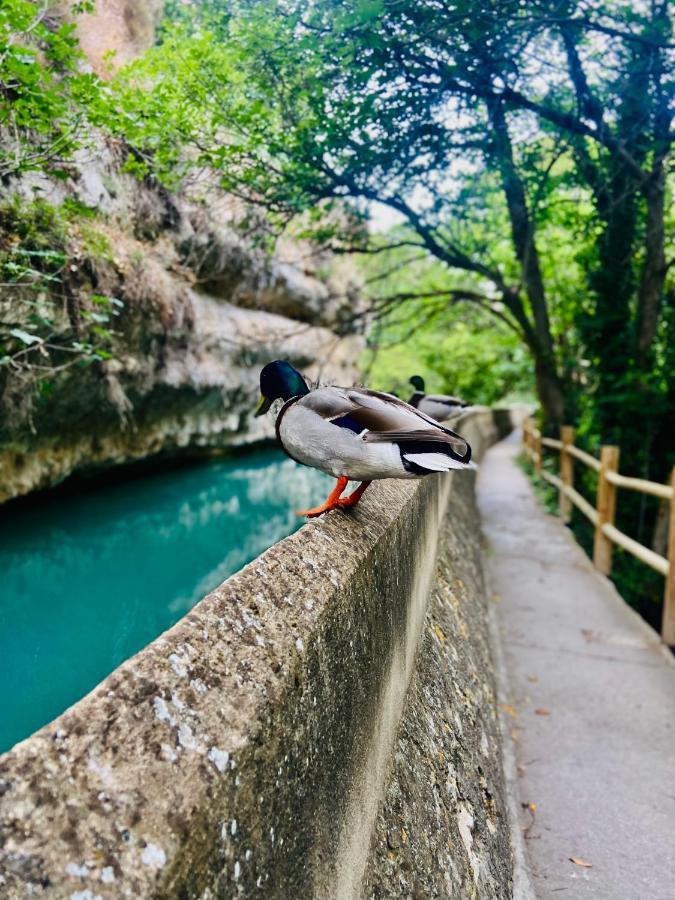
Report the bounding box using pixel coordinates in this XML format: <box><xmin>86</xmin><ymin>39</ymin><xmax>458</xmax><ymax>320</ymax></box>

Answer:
<box><xmin>402</xmin><ymin>452</ymin><xmax>478</xmax><ymax>474</ymax></box>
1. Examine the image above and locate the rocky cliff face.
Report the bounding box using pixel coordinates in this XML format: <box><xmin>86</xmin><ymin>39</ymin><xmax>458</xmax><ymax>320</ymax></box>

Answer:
<box><xmin>55</xmin><ymin>0</ymin><xmax>164</xmax><ymax>77</ymax></box>
<box><xmin>0</xmin><ymin>6</ymin><xmax>363</xmax><ymax>504</ymax></box>
<box><xmin>0</xmin><ymin>290</ymin><xmax>361</xmax><ymax>503</ymax></box>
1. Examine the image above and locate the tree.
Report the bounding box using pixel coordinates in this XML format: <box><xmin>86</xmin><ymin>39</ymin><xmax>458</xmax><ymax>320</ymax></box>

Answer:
<box><xmin>359</xmin><ymin>244</ymin><xmax>535</xmax><ymax>407</ymax></box>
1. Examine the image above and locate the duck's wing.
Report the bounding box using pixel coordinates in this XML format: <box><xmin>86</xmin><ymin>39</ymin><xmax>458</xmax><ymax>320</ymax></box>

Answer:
<box><xmin>425</xmin><ymin>393</ymin><xmax>466</xmax><ymax>407</ymax></box>
<box><xmin>301</xmin><ymin>387</ymin><xmax>471</xmax><ymax>464</ymax></box>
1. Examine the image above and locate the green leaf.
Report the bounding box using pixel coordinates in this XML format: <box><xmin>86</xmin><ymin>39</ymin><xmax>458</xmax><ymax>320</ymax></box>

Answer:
<box><xmin>9</xmin><ymin>329</ymin><xmax>42</xmax><ymax>346</ymax></box>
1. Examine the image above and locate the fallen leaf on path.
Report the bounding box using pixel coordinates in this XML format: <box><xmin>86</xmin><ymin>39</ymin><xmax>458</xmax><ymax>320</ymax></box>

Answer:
<box><xmin>499</xmin><ymin>703</ymin><xmax>517</xmax><ymax>718</ymax></box>
<box><xmin>534</xmin><ymin>708</ymin><xmax>551</xmax><ymax>716</ymax></box>
<box><xmin>569</xmin><ymin>857</ymin><xmax>592</xmax><ymax>868</ymax></box>
<box><xmin>521</xmin><ymin>802</ymin><xmax>537</xmax><ymax>838</ymax></box>
<box><xmin>434</xmin><ymin>625</ymin><xmax>446</xmax><ymax>644</ymax></box>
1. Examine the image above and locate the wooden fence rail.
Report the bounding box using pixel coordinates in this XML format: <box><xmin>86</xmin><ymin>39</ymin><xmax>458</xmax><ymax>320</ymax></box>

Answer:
<box><xmin>522</xmin><ymin>418</ymin><xmax>675</xmax><ymax>645</ymax></box>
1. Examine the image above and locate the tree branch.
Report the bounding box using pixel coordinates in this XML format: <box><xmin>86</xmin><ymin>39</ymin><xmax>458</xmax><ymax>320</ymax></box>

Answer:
<box><xmin>519</xmin><ymin>15</ymin><xmax>675</xmax><ymax>50</ymax></box>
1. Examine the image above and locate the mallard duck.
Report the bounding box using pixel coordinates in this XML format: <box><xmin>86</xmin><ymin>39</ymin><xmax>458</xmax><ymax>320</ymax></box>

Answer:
<box><xmin>255</xmin><ymin>360</ymin><xmax>474</xmax><ymax>517</ymax></box>
<box><xmin>408</xmin><ymin>375</ymin><xmax>468</xmax><ymax>422</ymax></box>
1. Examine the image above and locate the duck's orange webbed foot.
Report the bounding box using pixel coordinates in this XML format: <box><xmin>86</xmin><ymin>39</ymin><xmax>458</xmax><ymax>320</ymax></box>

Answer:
<box><xmin>336</xmin><ymin>480</ymin><xmax>371</xmax><ymax>509</ymax></box>
<box><xmin>296</xmin><ymin>476</ymin><xmax>349</xmax><ymax>518</ymax></box>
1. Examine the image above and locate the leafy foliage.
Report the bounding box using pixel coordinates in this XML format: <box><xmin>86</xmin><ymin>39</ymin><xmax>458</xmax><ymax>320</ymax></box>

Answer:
<box><xmin>0</xmin><ymin>0</ymin><xmax>100</xmax><ymax>179</ymax></box>
<box><xmin>0</xmin><ymin>3</ymin><xmax>133</xmax><ymax>425</ymax></box>
<box><xmin>359</xmin><ymin>244</ymin><xmax>534</xmax><ymax>405</ymax></box>
<box><xmin>0</xmin><ymin>197</ymin><xmax>124</xmax><ymax>427</ymax></box>
<box><xmin>367</xmin><ymin>308</ymin><xmax>533</xmax><ymax>408</ymax></box>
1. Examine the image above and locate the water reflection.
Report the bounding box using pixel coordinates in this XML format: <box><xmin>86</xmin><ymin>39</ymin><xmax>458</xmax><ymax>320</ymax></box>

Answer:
<box><xmin>0</xmin><ymin>448</ymin><xmax>332</xmax><ymax>753</ymax></box>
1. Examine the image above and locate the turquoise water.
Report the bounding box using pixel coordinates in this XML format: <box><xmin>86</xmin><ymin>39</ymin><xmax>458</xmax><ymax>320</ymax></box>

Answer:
<box><xmin>0</xmin><ymin>448</ymin><xmax>332</xmax><ymax>754</ymax></box>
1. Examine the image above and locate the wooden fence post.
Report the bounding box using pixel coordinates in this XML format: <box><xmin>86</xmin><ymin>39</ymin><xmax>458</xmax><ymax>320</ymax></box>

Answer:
<box><xmin>593</xmin><ymin>445</ymin><xmax>620</xmax><ymax>575</ymax></box>
<box><xmin>524</xmin><ymin>419</ymin><xmax>533</xmax><ymax>463</ymax></box>
<box><xmin>661</xmin><ymin>466</ymin><xmax>675</xmax><ymax>645</ymax></box>
<box><xmin>559</xmin><ymin>426</ymin><xmax>575</xmax><ymax>523</ymax></box>
<box><xmin>534</xmin><ymin>426</ymin><xmax>542</xmax><ymax>475</ymax></box>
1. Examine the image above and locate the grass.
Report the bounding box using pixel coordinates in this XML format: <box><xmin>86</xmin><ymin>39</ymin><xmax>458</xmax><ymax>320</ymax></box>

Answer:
<box><xmin>515</xmin><ymin>452</ymin><xmax>559</xmax><ymax>515</ymax></box>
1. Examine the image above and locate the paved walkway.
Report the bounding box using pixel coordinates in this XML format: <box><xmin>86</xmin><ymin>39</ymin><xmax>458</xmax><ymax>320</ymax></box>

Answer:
<box><xmin>478</xmin><ymin>432</ymin><xmax>675</xmax><ymax>900</ymax></box>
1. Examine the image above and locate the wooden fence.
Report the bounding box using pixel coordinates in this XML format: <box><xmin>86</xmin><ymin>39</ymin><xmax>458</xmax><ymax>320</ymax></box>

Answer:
<box><xmin>522</xmin><ymin>419</ymin><xmax>675</xmax><ymax>645</ymax></box>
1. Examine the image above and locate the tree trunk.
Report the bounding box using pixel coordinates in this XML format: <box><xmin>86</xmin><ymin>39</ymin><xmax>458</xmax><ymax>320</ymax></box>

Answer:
<box><xmin>487</xmin><ymin>97</ymin><xmax>565</xmax><ymax>427</ymax></box>
<box><xmin>534</xmin><ymin>355</ymin><xmax>566</xmax><ymax>427</ymax></box>
<box><xmin>487</xmin><ymin>98</ymin><xmax>555</xmax><ymax>358</ymax></box>
<box><xmin>636</xmin><ymin>171</ymin><xmax>667</xmax><ymax>370</ymax></box>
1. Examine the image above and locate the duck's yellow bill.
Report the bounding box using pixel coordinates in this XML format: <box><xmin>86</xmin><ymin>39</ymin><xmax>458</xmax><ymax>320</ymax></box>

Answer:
<box><xmin>255</xmin><ymin>394</ymin><xmax>272</xmax><ymax>417</ymax></box>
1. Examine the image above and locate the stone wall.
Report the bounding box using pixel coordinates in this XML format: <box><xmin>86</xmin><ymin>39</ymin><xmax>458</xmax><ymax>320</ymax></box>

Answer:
<box><xmin>363</xmin><ymin>456</ymin><xmax>512</xmax><ymax>899</ymax></box>
<box><xmin>0</xmin><ymin>409</ymin><xmax>515</xmax><ymax>898</ymax></box>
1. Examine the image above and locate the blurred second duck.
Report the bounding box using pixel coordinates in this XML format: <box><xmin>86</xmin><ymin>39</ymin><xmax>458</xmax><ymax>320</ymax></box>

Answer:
<box><xmin>408</xmin><ymin>375</ymin><xmax>468</xmax><ymax>423</ymax></box>
<box><xmin>255</xmin><ymin>360</ymin><xmax>474</xmax><ymax>518</ymax></box>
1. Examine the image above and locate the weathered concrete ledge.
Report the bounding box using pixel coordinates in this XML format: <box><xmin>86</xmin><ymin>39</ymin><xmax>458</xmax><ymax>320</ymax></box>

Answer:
<box><xmin>363</xmin><ymin>448</ymin><xmax>513</xmax><ymax>899</ymax></box>
<box><xmin>0</xmin><ymin>408</ymin><xmax>517</xmax><ymax>898</ymax></box>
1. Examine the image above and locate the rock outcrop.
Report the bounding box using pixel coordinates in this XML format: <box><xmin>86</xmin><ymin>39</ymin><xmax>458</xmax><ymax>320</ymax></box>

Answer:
<box><xmin>0</xmin><ymin>166</ymin><xmax>362</xmax><ymax>501</ymax></box>
<box><xmin>55</xmin><ymin>0</ymin><xmax>165</xmax><ymax>77</ymax></box>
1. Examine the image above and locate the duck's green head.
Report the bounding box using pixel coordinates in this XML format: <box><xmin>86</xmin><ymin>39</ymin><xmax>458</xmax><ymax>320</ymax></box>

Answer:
<box><xmin>409</xmin><ymin>375</ymin><xmax>425</xmax><ymax>392</ymax></box>
<box><xmin>255</xmin><ymin>360</ymin><xmax>309</xmax><ymax>416</ymax></box>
